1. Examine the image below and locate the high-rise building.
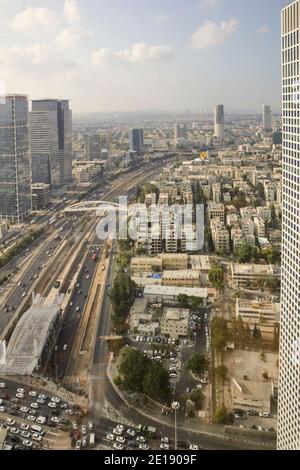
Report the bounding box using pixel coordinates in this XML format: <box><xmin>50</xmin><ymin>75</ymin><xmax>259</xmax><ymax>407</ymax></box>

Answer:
<box><xmin>174</xmin><ymin>123</ymin><xmax>187</xmax><ymax>142</ymax></box>
<box><xmin>263</xmin><ymin>104</ymin><xmax>272</xmax><ymax>132</ymax></box>
<box><xmin>214</xmin><ymin>105</ymin><xmax>225</xmax><ymax>141</ymax></box>
<box><xmin>30</xmin><ymin>99</ymin><xmax>72</xmax><ymax>190</ymax></box>
<box><xmin>278</xmin><ymin>0</ymin><xmax>300</xmax><ymax>450</ymax></box>
<box><xmin>0</xmin><ymin>95</ymin><xmax>31</xmax><ymax>223</ymax></box>
<box><xmin>129</xmin><ymin>128</ymin><xmax>144</xmax><ymax>157</ymax></box>
<box><xmin>84</xmin><ymin>134</ymin><xmax>101</xmax><ymax>161</ymax></box>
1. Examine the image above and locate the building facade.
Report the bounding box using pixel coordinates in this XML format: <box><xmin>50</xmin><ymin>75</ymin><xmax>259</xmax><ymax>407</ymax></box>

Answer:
<box><xmin>263</xmin><ymin>104</ymin><xmax>272</xmax><ymax>132</ymax></box>
<box><xmin>0</xmin><ymin>95</ymin><xmax>31</xmax><ymax>223</ymax></box>
<box><xmin>214</xmin><ymin>104</ymin><xmax>225</xmax><ymax>141</ymax></box>
<box><xmin>278</xmin><ymin>0</ymin><xmax>300</xmax><ymax>450</ymax></box>
<box><xmin>130</xmin><ymin>128</ymin><xmax>144</xmax><ymax>157</ymax></box>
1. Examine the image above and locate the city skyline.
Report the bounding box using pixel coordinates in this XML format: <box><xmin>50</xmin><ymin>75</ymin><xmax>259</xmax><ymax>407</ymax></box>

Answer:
<box><xmin>0</xmin><ymin>0</ymin><xmax>290</xmax><ymax>114</ymax></box>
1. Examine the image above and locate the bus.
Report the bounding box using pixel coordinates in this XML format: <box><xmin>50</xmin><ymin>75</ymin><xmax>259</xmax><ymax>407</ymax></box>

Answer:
<box><xmin>89</xmin><ymin>433</ymin><xmax>95</xmax><ymax>448</ymax></box>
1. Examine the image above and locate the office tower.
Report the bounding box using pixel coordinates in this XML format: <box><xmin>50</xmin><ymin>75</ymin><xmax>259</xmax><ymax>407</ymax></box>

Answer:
<box><xmin>214</xmin><ymin>105</ymin><xmax>225</xmax><ymax>141</ymax></box>
<box><xmin>174</xmin><ymin>123</ymin><xmax>187</xmax><ymax>142</ymax></box>
<box><xmin>0</xmin><ymin>95</ymin><xmax>31</xmax><ymax>223</ymax></box>
<box><xmin>278</xmin><ymin>0</ymin><xmax>300</xmax><ymax>450</ymax></box>
<box><xmin>30</xmin><ymin>99</ymin><xmax>72</xmax><ymax>190</ymax></box>
<box><xmin>84</xmin><ymin>134</ymin><xmax>101</xmax><ymax>161</ymax></box>
<box><xmin>129</xmin><ymin>128</ymin><xmax>144</xmax><ymax>157</ymax></box>
<box><xmin>263</xmin><ymin>104</ymin><xmax>272</xmax><ymax>132</ymax></box>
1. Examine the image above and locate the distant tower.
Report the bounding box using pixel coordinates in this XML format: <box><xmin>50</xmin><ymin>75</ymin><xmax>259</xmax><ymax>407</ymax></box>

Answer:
<box><xmin>214</xmin><ymin>105</ymin><xmax>225</xmax><ymax>141</ymax></box>
<box><xmin>262</xmin><ymin>104</ymin><xmax>272</xmax><ymax>132</ymax></box>
<box><xmin>129</xmin><ymin>129</ymin><xmax>144</xmax><ymax>157</ymax></box>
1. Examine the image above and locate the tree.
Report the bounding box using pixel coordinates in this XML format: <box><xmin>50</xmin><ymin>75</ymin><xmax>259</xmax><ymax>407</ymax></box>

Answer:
<box><xmin>187</xmin><ymin>354</ymin><xmax>209</xmax><ymax>376</ymax></box>
<box><xmin>215</xmin><ymin>364</ymin><xmax>228</xmax><ymax>382</ymax></box>
<box><xmin>190</xmin><ymin>296</ymin><xmax>202</xmax><ymax>312</ymax></box>
<box><xmin>214</xmin><ymin>405</ymin><xmax>227</xmax><ymax>424</ymax></box>
<box><xmin>190</xmin><ymin>389</ymin><xmax>204</xmax><ymax>410</ymax></box>
<box><xmin>208</xmin><ymin>265</ymin><xmax>225</xmax><ymax>290</ymax></box>
<box><xmin>143</xmin><ymin>363</ymin><xmax>171</xmax><ymax>403</ymax></box>
<box><xmin>110</xmin><ymin>270</ymin><xmax>136</xmax><ymax>333</ymax></box>
<box><xmin>177</xmin><ymin>294</ymin><xmax>189</xmax><ymax>309</ymax></box>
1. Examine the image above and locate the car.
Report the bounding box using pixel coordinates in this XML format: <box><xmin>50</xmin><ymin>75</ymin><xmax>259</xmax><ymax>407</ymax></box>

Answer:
<box><xmin>76</xmin><ymin>440</ymin><xmax>81</xmax><ymax>450</ymax></box>
<box><xmin>260</xmin><ymin>412</ymin><xmax>271</xmax><ymax>418</ymax></box>
<box><xmin>0</xmin><ymin>406</ymin><xmax>6</xmax><ymax>412</ymax></box>
<box><xmin>0</xmin><ymin>383</ymin><xmax>6</xmax><ymax>389</ymax></box>
<box><xmin>76</xmin><ymin>307</ymin><xmax>80</xmax><ymax>313</ymax></box>
<box><xmin>36</xmin><ymin>417</ymin><xmax>46</xmax><ymax>425</ymax></box>
<box><xmin>161</xmin><ymin>437</ymin><xmax>169</xmax><ymax>443</ymax></box>
<box><xmin>116</xmin><ymin>436</ymin><xmax>125</xmax><ymax>444</ymax></box>
<box><xmin>38</xmin><ymin>394</ymin><xmax>47</xmax><ymax>400</ymax></box>
<box><xmin>189</xmin><ymin>445</ymin><xmax>199</xmax><ymax>451</ymax></box>
<box><xmin>29</xmin><ymin>391</ymin><xmax>37</xmax><ymax>398</ymax></box>
<box><xmin>81</xmin><ymin>425</ymin><xmax>87</xmax><ymax>435</ymax></box>
<box><xmin>6</xmin><ymin>418</ymin><xmax>15</xmax><ymax>426</ymax></box>
<box><xmin>106</xmin><ymin>433</ymin><xmax>115</xmax><ymax>441</ymax></box>
<box><xmin>32</xmin><ymin>433</ymin><xmax>42</xmax><ymax>442</ymax></box>
<box><xmin>20</xmin><ymin>424</ymin><xmax>29</xmax><ymax>431</ymax></box>
<box><xmin>21</xmin><ymin>431</ymin><xmax>31</xmax><ymax>439</ymax></box>
<box><xmin>160</xmin><ymin>443</ymin><xmax>170</xmax><ymax>450</ymax></box>
<box><xmin>88</xmin><ymin>421</ymin><xmax>94</xmax><ymax>431</ymax></box>
<box><xmin>113</xmin><ymin>428</ymin><xmax>122</xmax><ymax>436</ymax></box>
<box><xmin>82</xmin><ymin>437</ymin><xmax>87</xmax><ymax>448</ymax></box>
<box><xmin>247</xmin><ymin>410</ymin><xmax>258</xmax><ymax>416</ymax></box>
<box><xmin>127</xmin><ymin>428</ymin><xmax>136</xmax><ymax>437</ymax></box>
<box><xmin>10</xmin><ymin>428</ymin><xmax>19</xmax><ymax>435</ymax></box>
<box><xmin>51</xmin><ymin>397</ymin><xmax>61</xmax><ymax>404</ymax></box>
<box><xmin>48</xmin><ymin>402</ymin><xmax>57</xmax><ymax>408</ymax></box>
<box><xmin>22</xmin><ymin>292</ymin><xmax>26</xmax><ymax>298</ymax></box>
<box><xmin>31</xmin><ymin>425</ymin><xmax>44</xmax><ymax>434</ymax></box>
<box><xmin>138</xmin><ymin>444</ymin><xmax>150</xmax><ymax>450</ymax></box>
<box><xmin>20</xmin><ymin>407</ymin><xmax>29</xmax><ymax>413</ymax></box>
<box><xmin>51</xmin><ymin>416</ymin><xmax>60</xmax><ymax>424</ymax></box>
<box><xmin>136</xmin><ymin>435</ymin><xmax>146</xmax><ymax>443</ymax></box>
<box><xmin>116</xmin><ymin>424</ymin><xmax>125</xmax><ymax>433</ymax></box>
<box><xmin>72</xmin><ymin>422</ymin><xmax>78</xmax><ymax>430</ymax></box>
<box><xmin>37</xmin><ymin>399</ymin><xmax>45</xmax><ymax>405</ymax></box>
<box><xmin>63</xmin><ymin>344</ymin><xmax>68</xmax><ymax>351</ymax></box>
<box><xmin>30</xmin><ymin>403</ymin><xmax>39</xmax><ymax>409</ymax></box>
<box><xmin>27</xmin><ymin>415</ymin><xmax>36</xmax><ymax>422</ymax></box>
<box><xmin>16</xmin><ymin>393</ymin><xmax>24</xmax><ymax>399</ymax></box>
<box><xmin>22</xmin><ymin>440</ymin><xmax>32</xmax><ymax>448</ymax></box>
<box><xmin>113</xmin><ymin>443</ymin><xmax>124</xmax><ymax>451</ymax></box>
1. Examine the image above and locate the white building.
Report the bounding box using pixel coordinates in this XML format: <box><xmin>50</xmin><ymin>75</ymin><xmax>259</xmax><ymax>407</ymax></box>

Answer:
<box><xmin>263</xmin><ymin>104</ymin><xmax>272</xmax><ymax>132</ymax></box>
<box><xmin>214</xmin><ymin>105</ymin><xmax>225</xmax><ymax>141</ymax></box>
<box><xmin>278</xmin><ymin>0</ymin><xmax>300</xmax><ymax>450</ymax></box>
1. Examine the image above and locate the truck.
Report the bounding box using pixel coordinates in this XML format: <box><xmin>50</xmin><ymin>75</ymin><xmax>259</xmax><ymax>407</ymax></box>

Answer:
<box><xmin>89</xmin><ymin>433</ymin><xmax>95</xmax><ymax>448</ymax></box>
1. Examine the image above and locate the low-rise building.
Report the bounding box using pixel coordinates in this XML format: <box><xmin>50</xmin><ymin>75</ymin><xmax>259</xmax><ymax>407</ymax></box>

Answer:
<box><xmin>143</xmin><ymin>285</ymin><xmax>213</xmax><ymax>305</ymax></box>
<box><xmin>236</xmin><ymin>298</ymin><xmax>280</xmax><ymax>339</ymax></box>
<box><xmin>231</xmin><ymin>263</ymin><xmax>281</xmax><ymax>287</ymax></box>
<box><xmin>131</xmin><ymin>257</ymin><xmax>163</xmax><ymax>273</ymax></box>
<box><xmin>162</xmin><ymin>270</ymin><xmax>200</xmax><ymax>287</ymax></box>
<box><xmin>160</xmin><ymin>307</ymin><xmax>190</xmax><ymax>339</ymax></box>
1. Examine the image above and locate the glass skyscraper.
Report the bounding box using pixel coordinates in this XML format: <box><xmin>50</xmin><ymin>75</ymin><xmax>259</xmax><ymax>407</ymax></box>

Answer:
<box><xmin>0</xmin><ymin>95</ymin><xmax>31</xmax><ymax>223</ymax></box>
<box><xmin>130</xmin><ymin>128</ymin><xmax>144</xmax><ymax>157</ymax></box>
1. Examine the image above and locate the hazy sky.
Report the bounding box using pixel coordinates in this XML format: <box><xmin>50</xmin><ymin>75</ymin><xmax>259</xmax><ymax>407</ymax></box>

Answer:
<box><xmin>0</xmin><ymin>0</ymin><xmax>289</xmax><ymax>113</ymax></box>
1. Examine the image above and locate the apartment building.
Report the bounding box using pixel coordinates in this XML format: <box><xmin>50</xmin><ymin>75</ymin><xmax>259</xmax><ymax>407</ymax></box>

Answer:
<box><xmin>231</xmin><ymin>263</ymin><xmax>281</xmax><ymax>287</ymax></box>
<box><xmin>208</xmin><ymin>202</ymin><xmax>225</xmax><ymax>223</ymax></box>
<box><xmin>161</xmin><ymin>308</ymin><xmax>190</xmax><ymax>339</ymax></box>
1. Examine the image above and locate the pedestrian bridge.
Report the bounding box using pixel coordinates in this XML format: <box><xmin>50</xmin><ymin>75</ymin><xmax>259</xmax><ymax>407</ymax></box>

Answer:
<box><xmin>63</xmin><ymin>201</ymin><xmax>126</xmax><ymax>214</ymax></box>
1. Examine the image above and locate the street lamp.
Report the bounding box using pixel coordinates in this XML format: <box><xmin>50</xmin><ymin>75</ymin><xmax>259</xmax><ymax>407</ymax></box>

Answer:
<box><xmin>172</xmin><ymin>401</ymin><xmax>180</xmax><ymax>451</ymax></box>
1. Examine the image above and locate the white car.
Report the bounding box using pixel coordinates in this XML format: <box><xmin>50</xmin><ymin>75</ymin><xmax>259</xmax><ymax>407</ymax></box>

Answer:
<box><xmin>116</xmin><ymin>436</ymin><xmax>125</xmax><ymax>444</ymax></box>
<box><xmin>38</xmin><ymin>394</ymin><xmax>47</xmax><ymax>400</ymax></box>
<box><xmin>21</xmin><ymin>423</ymin><xmax>29</xmax><ymax>431</ymax></box>
<box><xmin>88</xmin><ymin>421</ymin><xmax>94</xmax><ymax>431</ymax></box>
<box><xmin>76</xmin><ymin>441</ymin><xmax>81</xmax><ymax>450</ymax></box>
<box><xmin>63</xmin><ymin>344</ymin><xmax>68</xmax><ymax>351</ymax></box>
<box><xmin>0</xmin><ymin>383</ymin><xmax>6</xmax><ymax>389</ymax></box>
<box><xmin>0</xmin><ymin>406</ymin><xmax>6</xmax><ymax>412</ymax></box>
<box><xmin>20</xmin><ymin>407</ymin><xmax>29</xmax><ymax>414</ymax></box>
<box><xmin>16</xmin><ymin>393</ymin><xmax>24</xmax><ymax>399</ymax></box>
<box><xmin>161</xmin><ymin>437</ymin><xmax>169</xmax><ymax>443</ymax></box>
<box><xmin>36</xmin><ymin>416</ymin><xmax>46</xmax><ymax>425</ymax></box>
<box><xmin>160</xmin><ymin>443</ymin><xmax>170</xmax><ymax>450</ymax></box>
<box><xmin>113</xmin><ymin>443</ymin><xmax>124</xmax><ymax>451</ymax></box>
<box><xmin>51</xmin><ymin>416</ymin><xmax>60</xmax><ymax>424</ymax></box>
<box><xmin>48</xmin><ymin>402</ymin><xmax>57</xmax><ymax>408</ymax></box>
<box><xmin>10</xmin><ymin>428</ymin><xmax>19</xmax><ymax>435</ymax></box>
<box><xmin>136</xmin><ymin>435</ymin><xmax>146</xmax><ymax>443</ymax></box>
<box><xmin>82</xmin><ymin>437</ymin><xmax>87</xmax><ymax>448</ymax></box>
<box><xmin>51</xmin><ymin>397</ymin><xmax>61</xmax><ymax>404</ymax></box>
<box><xmin>32</xmin><ymin>433</ymin><xmax>43</xmax><ymax>442</ymax></box>
<box><xmin>113</xmin><ymin>428</ymin><xmax>122</xmax><ymax>436</ymax></box>
<box><xmin>189</xmin><ymin>445</ymin><xmax>199</xmax><ymax>450</ymax></box>
<box><xmin>27</xmin><ymin>415</ymin><xmax>36</xmax><ymax>422</ymax></box>
<box><xmin>22</xmin><ymin>440</ymin><xmax>32</xmax><ymax>448</ymax></box>
<box><xmin>37</xmin><ymin>399</ymin><xmax>45</xmax><ymax>405</ymax></box>
<box><xmin>127</xmin><ymin>428</ymin><xmax>136</xmax><ymax>437</ymax></box>
<box><xmin>106</xmin><ymin>433</ymin><xmax>115</xmax><ymax>441</ymax></box>
<box><xmin>29</xmin><ymin>391</ymin><xmax>37</xmax><ymax>398</ymax></box>
<box><xmin>116</xmin><ymin>424</ymin><xmax>125</xmax><ymax>433</ymax></box>
<box><xmin>81</xmin><ymin>425</ymin><xmax>87</xmax><ymax>435</ymax></box>
<box><xmin>30</xmin><ymin>403</ymin><xmax>39</xmax><ymax>409</ymax></box>
<box><xmin>72</xmin><ymin>422</ymin><xmax>78</xmax><ymax>430</ymax></box>
<box><xmin>21</xmin><ymin>431</ymin><xmax>31</xmax><ymax>439</ymax></box>
<box><xmin>139</xmin><ymin>444</ymin><xmax>150</xmax><ymax>450</ymax></box>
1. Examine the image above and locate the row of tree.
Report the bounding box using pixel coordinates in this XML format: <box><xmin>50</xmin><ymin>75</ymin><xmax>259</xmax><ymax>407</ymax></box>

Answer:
<box><xmin>110</xmin><ymin>270</ymin><xmax>136</xmax><ymax>334</ymax></box>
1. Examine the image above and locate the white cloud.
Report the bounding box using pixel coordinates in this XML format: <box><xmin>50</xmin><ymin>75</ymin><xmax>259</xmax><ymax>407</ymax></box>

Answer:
<box><xmin>55</xmin><ymin>27</ymin><xmax>91</xmax><ymax>48</ymax></box>
<box><xmin>92</xmin><ymin>43</ymin><xmax>173</xmax><ymax>66</ymax></box>
<box><xmin>10</xmin><ymin>6</ymin><xmax>59</xmax><ymax>33</ymax></box>
<box><xmin>0</xmin><ymin>44</ymin><xmax>49</xmax><ymax>67</ymax></box>
<box><xmin>64</xmin><ymin>0</ymin><xmax>81</xmax><ymax>25</ymax></box>
<box><xmin>155</xmin><ymin>14</ymin><xmax>168</xmax><ymax>24</ymax></box>
<box><xmin>191</xmin><ymin>19</ymin><xmax>238</xmax><ymax>49</ymax></box>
